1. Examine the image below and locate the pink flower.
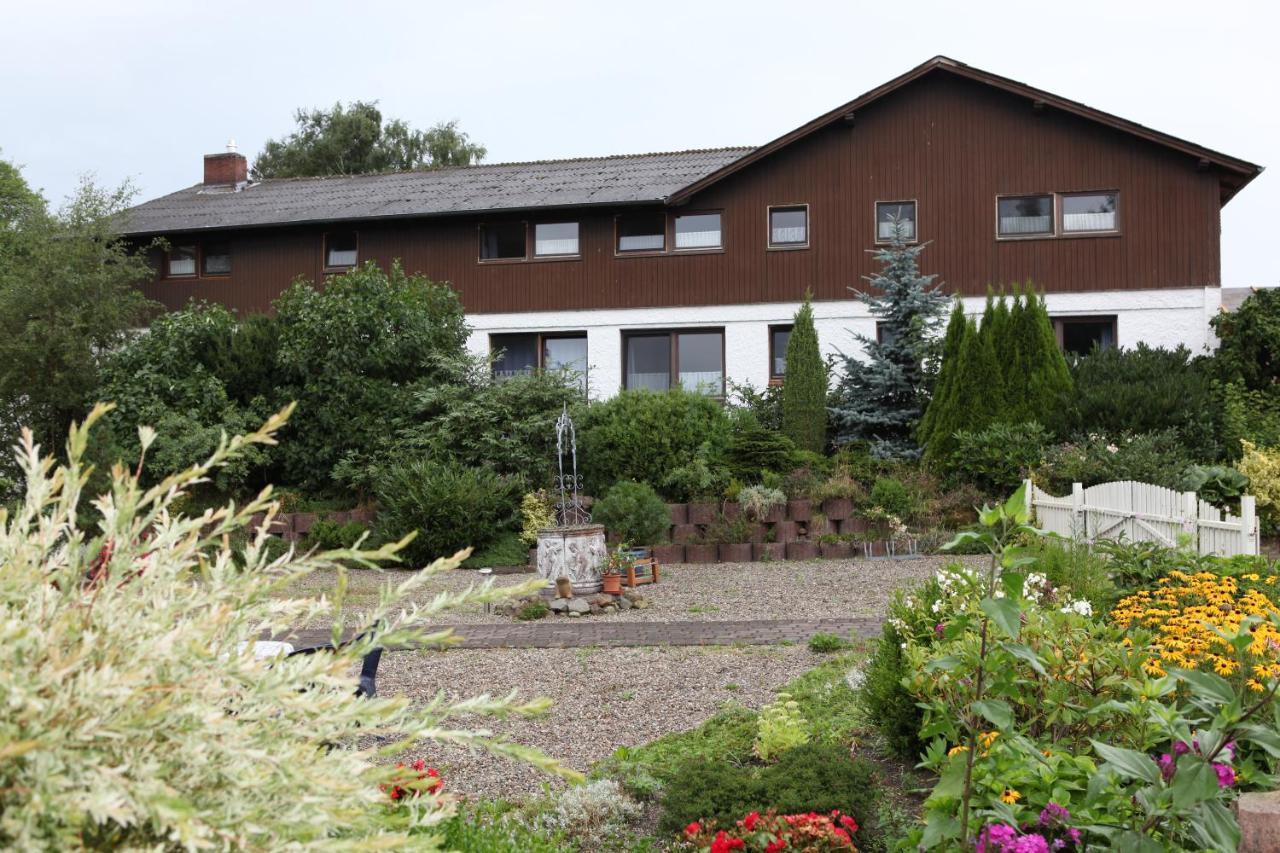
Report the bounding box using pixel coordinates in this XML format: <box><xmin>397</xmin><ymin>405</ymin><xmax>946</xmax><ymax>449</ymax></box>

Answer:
<box><xmin>1214</xmin><ymin>762</ymin><xmax>1236</xmax><ymax>788</ymax></box>
<box><xmin>1174</xmin><ymin>740</ymin><xmax>1191</xmax><ymax>756</ymax></box>
<box><xmin>976</xmin><ymin>823</ymin><xmax>1017</xmax><ymax>852</ymax></box>
<box><xmin>1038</xmin><ymin>803</ymin><xmax>1070</xmax><ymax>826</ymax></box>
<box><xmin>1012</xmin><ymin>835</ymin><xmax>1050</xmax><ymax>853</ymax></box>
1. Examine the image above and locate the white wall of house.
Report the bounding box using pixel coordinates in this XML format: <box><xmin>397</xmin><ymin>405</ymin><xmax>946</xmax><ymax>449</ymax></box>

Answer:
<box><xmin>466</xmin><ymin>286</ymin><xmax>1222</xmax><ymax>400</ymax></box>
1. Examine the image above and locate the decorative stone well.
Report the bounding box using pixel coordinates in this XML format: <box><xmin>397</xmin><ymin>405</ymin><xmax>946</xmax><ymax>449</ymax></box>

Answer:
<box><xmin>535</xmin><ymin>405</ymin><xmax>605</xmax><ymax>594</ymax></box>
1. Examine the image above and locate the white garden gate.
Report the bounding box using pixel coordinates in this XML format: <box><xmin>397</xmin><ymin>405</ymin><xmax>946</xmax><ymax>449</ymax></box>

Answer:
<box><xmin>1025</xmin><ymin>479</ymin><xmax>1259</xmax><ymax>557</ymax></box>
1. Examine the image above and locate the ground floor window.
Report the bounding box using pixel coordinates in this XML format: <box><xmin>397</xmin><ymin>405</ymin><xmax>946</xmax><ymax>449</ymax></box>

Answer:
<box><xmin>769</xmin><ymin>325</ymin><xmax>792</xmax><ymax>380</ymax></box>
<box><xmin>489</xmin><ymin>332</ymin><xmax>588</xmax><ymax>390</ymax></box>
<box><xmin>624</xmin><ymin>329</ymin><xmax>724</xmax><ymax>397</ymax></box>
<box><xmin>1053</xmin><ymin>315</ymin><xmax>1116</xmax><ymax>356</ymax></box>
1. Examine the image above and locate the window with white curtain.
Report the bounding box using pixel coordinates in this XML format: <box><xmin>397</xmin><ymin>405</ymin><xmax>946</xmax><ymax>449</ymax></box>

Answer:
<box><xmin>1061</xmin><ymin>192</ymin><xmax>1118</xmax><ymax>233</ymax></box>
<box><xmin>167</xmin><ymin>245</ymin><xmax>197</xmax><ymax>277</ymax></box>
<box><xmin>876</xmin><ymin>201</ymin><xmax>917</xmax><ymax>242</ymax></box>
<box><xmin>674</xmin><ymin>213</ymin><xmax>722</xmax><ymax>250</ymax></box>
<box><xmin>534</xmin><ymin>222</ymin><xmax>579</xmax><ymax>256</ymax></box>
<box><xmin>325</xmin><ymin>231</ymin><xmax>358</xmax><ymax>268</ymax></box>
<box><xmin>624</xmin><ymin>329</ymin><xmax>725</xmax><ymax>397</ymax></box>
<box><xmin>617</xmin><ymin>212</ymin><xmax>666</xmax><ymax>252</ymax></box>
<box><xmin>769</xmin><ymin>206</ymin><xmax>808</xmax><ymax>246</ymax></box>
<box><xmin>997</xmin><ymin>195</ymin><xmax>1054</xmax><ymax>237</ymax></box>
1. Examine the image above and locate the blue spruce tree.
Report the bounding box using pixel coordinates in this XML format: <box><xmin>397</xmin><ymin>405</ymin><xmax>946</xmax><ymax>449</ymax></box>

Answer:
<box><xmin>829</xmin><ymin>222</ymin><xmax>950</xmax><ymax>459</ymax></box>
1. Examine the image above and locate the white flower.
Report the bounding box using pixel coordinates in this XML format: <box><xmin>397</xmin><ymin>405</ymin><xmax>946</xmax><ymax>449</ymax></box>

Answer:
<box><xmin>931</xmin><ymin>599</ymin><xmax>944</xmax><ymax>614</ymax></box>
<box><xmin>1061</xmin><ymin>599</ymin><xmax>1093</xmax><ymax>617</ymax></box>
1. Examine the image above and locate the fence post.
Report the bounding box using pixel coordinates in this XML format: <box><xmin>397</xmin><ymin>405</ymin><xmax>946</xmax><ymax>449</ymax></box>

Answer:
<box><xmin>1242</xmin><ymin>495</ymin><xmax>1259</xmax><ymax>556</ymax></box>
<box><xmin>1071</xmin><ymin>482</ymin><xmax>1086</xmax><ymax>541</ymax></box>
<box><xmin>1182</xmin><ymin>491</ymin><xmax>1200</xmax><ymax>551</ymax></box>
<box><xmin>1023</xmin><ymin>478</ymin><xmax>1034</xmax><ymax>521</ymax></box>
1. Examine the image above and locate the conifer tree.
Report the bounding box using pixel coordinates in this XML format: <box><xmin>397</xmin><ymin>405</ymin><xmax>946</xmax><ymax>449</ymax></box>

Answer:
<box><xmin>917</xmin><ymin>299</ymin><xmax>966</xmax><ymax>451</ymax></box>
<box><xmin>829</xmin><ymin>223</ymin><xmax>949</xmax><ymax>459</ymax></box>
<box><xmin>780</xmin><ymin>292</ymin><xmax>829</xmax><ymax>454</ymax></box>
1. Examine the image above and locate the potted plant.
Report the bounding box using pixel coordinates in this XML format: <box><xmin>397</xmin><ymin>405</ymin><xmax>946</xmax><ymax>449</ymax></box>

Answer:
<box><xmin>602</xmin><ymin>543</ymin><xmax>628</xmax><ymax>595</ymax></box>
<box><xmin>819</xmin><ymin>533</ymin><xmax>854</xmax><ymax>559</ymax></box>
<box><xmin>814</xmin><ymin>472</ymin><xmax>865</xmax><ymax>521</ymax></box>
<box><xmin>739</xmin><ymin>484</ymin><xmax>786</xmax><ymax>524</ymax></box>
<box><xmin>704</xmin><ymin>513</ymin><xmax>752</xmax><ymax>562</ymax></box>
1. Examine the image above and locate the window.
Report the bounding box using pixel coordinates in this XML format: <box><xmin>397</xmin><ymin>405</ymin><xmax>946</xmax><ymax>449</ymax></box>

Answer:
<box><xmin>673</xmin><ymin>212</ymin><xmax>722</xmax><ymax>250</ymax></box>
<box><xmin>876</xmin><ymin>201</ymin><xmax>917</xmax><ymax>243</ymax></box>
<box><xmin>769</xmin><ymin>206</ymin><xmax>808</xmax><ymax>247</ymax></box>
<box><xmin>616</xmin><ymin>211</ymin><xmax>666</xmax><ymax>253</ymax></box>
<box><xmin>325</xmin><ymin>231</ymin><xmax>358</xmax><ymax>268</ymax></box>
<box><xmin>769</xmin><ymin>325</ymin><xmax>792</xmax><ymax>379</ymax></box>
<box><xmin>490</xmin><ymin>334</ymin><xmax>538</xmax><ymax>379</ymax></box>
<box><xmin>624</xmin><ymin>329</ymin><xmax>725</xmax><ymax>397</ymax></box>
<box><xmin>997</xmin><ymin>195</ymin><xmax>1054</xmax><ymax>237</ymax></box>
<box><xmin>875</xmin><ymin>321</ymin><xmax>897</xmax><ymax>347</ymax></box>
<box><xmin>543</xmin><ymin>335</ymin><xmax>588</xmax><ymax>392</ymax></box>
<box><xmin>479</xmin><ymin>222</ymin><xmax>526</xmax><ymax>260</ymax></box>
<box><xmin>1053</xmin><ymin>316</ymin><xmax>1117</xmax><ymax>356</ymax></box>
<box><xmin>490</xmin><ymin>332</ymin><xmax>588</xmax><ymax>390</ymax></box>
<box><xmin>167</xmin><ymin>245</ymin><xmax>197</xmax><ymax>277</ymax></box>
<box><xmin>202</xmin><ymin>242</ymin><xmax>231</xmax><ymax>276</ymax></box>
<box><xmin>1061</xmin><ymin>192</ymin><xmax>1118</xmax><ymax>233</ymax></box>
<box><xmin>534</xmin><ymin>222</ymin><xmax>579</xmax><ymax>257</ymax></box>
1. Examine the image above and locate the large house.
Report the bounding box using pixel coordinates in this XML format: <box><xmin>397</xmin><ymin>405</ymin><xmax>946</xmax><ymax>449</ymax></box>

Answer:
<box><xmin>120</xmin><ymin>56</ymin><xmax>1262</xmax><ymax>399</ymax></box>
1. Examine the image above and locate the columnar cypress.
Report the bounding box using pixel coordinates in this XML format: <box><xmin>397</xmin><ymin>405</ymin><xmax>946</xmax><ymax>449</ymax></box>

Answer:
<box><xmin>917</xmin><ymin>299</ymin><xmax>967</xmax><ymax>452</ymax></box>
<box><xmin>780</xmin><ymin>292</ymin><xmax>829</xmax><ymax>454</ymax></box>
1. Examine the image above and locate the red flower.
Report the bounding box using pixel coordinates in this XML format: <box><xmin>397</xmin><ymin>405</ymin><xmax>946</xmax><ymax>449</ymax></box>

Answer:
<box><xmin>686</xmin><ymin>822</ymin><xmax>702</xmax><ymax>837</ymax></box>
<box><xmin>741</xmin><ymin>811</ymin><xmax>761</xmax><ymax>831</ymax></box>
<box><xmin>839</xmin><ymin>814</ymin><xmax>859</xmax><ymax>832</ymax></box>
<box><xmin>765</xmin><ymin>840</ymin><xmax>787</xmax><ymax>853</ymax></box>
<box><xmin>710</xmin><ymin>831</ymin><xmax>731</xmax><ymax>853</ymax></box>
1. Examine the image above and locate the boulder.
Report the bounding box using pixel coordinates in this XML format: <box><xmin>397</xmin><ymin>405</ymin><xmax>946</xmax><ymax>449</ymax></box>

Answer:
<box><xmin>566</xmin><ymin>598</ymin><xmax>591</xmax><ymax>615</ymax></box>
<box><xmin>550</xmin><ymin>598</ymin><xmax>569</xmax><ymax>613</ymax></box>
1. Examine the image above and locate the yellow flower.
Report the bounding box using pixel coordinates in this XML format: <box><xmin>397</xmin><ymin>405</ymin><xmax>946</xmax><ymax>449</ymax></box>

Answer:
<box><xmin>948</xmin><ymin>745</ymin><xmax>968</xmax><ymax>757</ymax></box>
<box><xmin>1000</xmin><ymin>789</ymin><xmax>1021</xmax><ymax>804</ymax></box>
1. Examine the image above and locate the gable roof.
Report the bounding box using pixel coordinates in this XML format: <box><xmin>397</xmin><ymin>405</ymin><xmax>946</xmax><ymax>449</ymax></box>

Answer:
<box><xmin>118</xmin><ymin>147</ymin><xmax>751</xmax><ymax>236</ymax></box>
<box><xmin>670</xmin><ymin>55</ymin><xmax>1262</xmax><ymax>205</ymax></box>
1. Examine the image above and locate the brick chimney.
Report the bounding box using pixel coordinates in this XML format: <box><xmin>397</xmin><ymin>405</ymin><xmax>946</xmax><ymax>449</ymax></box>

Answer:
<box><xmin>203</xmin><ymin>139</ymin><xmax>247</xmax><ymax>189</ymax></box>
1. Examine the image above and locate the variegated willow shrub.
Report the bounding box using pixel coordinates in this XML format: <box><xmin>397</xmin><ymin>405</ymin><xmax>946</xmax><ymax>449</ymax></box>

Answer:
<box><xmin>0</xmin><ymin>404</ymin><xmax>578</xmax><ymax>851</ymax></box>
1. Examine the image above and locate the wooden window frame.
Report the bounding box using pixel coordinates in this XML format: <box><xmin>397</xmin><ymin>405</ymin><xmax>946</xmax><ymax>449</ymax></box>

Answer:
<box><xmin>201</xmin><ymin>241</ymin><xmax>232</xmax><ymax>277</ymax></box>
<box><xmin>671</xmin><ymin>210</ymin><xmax>725</xmax><ymax>254</ymax></box>
<box><xmin>1052</xmin><ymin>314</ymin><xmax>1118</xmax><ymax>354</ymax></box>
<box><xmin>477</xmin><ymin>221</ymin><xmax>529</xmax><ymax>264</ymax></box>
<box><xmin>323</xmin><ymin>229</ymin><xmax>360</xmax><ymax>271</ymax></box>
<box><xmin>531</xmin><ymin>221</ymin><xmax>582</xmax><ymax>261</ymax></box>
<box><xmin>613</xmin><ymin>210</ymin><xmax>668</xmax><ymax>257</ymax></box>
<box><xmin>768</xmin><ymin>324</ymin><xmax>793</xmax><ymax>384</ymax></box>
<box><xmin>995</xmin><ymin>193</ymin><xmax>1057</xmax><ymax>241</ymax></box>
<box><xmin>1058</xmin><ymin>190</ymin><xmax>1121</xmax><ymax>238</ymax></box>
<box><xmin>874</xmin><ymin>199</ymin><xmax>919</xmax><ymax>245</ymax></box>
<box><xmin>163</xmin><ymin>243</ymin><xmax>199</xmax><ymax>279</ymax></box>
<box><xmin>489</xmin><ymin>331</ymin><xmax>588</xmax><ymax>376</ymax></box>
<box><xmin>621</xmin><ymin>328</ymin><xmax>726</xmax><ymax>398</ymax></box>
<box><xmin>767</xmin><ymin>204</ymin><xmax>810</xmax><ymax>250</ymax></box>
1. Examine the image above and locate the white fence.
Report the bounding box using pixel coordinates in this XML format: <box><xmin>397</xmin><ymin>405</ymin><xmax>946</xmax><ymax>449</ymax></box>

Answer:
<box><xmin>1026</xmin><ymin>479</ymin><xmax>1260</xmax><ymax>557</ymax></box>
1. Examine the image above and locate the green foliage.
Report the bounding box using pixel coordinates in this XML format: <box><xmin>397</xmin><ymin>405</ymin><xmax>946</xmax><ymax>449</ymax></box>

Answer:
<box><xmin>0</xmin><ymin>405</ymin><xmax>576</xmax><ymax>850</ymax></box>
<box><xmin>252</xmin><ymin>100</ymin><xmax>485</xmax><ymax>179</ymax></box>
<box><xmin>0</xmin><ymin>169</ymin><xmax>155</xmax><ymax>487</ymax></box>
<box><xmin>1211</xmin><ymin>286</ymin><xmax>1280</xmax><ymax>391</ymax></box>
<box><xmin>725</xmin><ymin>410</ymin><xmax>796</xmax><ymax>483</ymax></box>
<box><xmin>1181</xmin><ymin>463</ymin><xmax>1249</xmax><ymax>508</ymax></box>
<box><xmin>947</xmin><ymin>421</ymin><xmax>1049</xmax><ymax>496</ymax></box>
<box><xmin>781</xmin><ymin>293</ymin><xmax>829</xmax><ymax>453</ymax></box>
<box><xmin>859</xmin><ymin>622</ymin><xmax>925</xmax><ymax>760</ymax></box>
<box><xmin>1023</xmin><ymin>538</ymin><xmax>1117</xmax><ymax>615</ymax></box>
<box><xmin>577</xmin><ymin>389</ymin><xmax>732</xmax><ymax>500</ymax></box>
<box><xmin>738</xmin><ymin>484</ymin><xmax>787</xmax><ymax>521</ymax></box>
<box><xmin>516</xmin><ymin>599</ymin><xmax>550</xmax><ymax>621</ymax></box>
<box><xmin>374</xmin><ymin>459</ymin><xmax>521</xmax><ymax>568</ymax></box>
<box><xmin>303</xmin><ymin>518</ymin><xmax>368</xmax><ymax>550</ymax></box>
<box><xmin>1006</xmin><ymin>289</ymin><xmax>1072</xmax><ymax>426</ymax></box>
<box><xmin>728</xmin><ymin>380</ymin><xmax>784</xmax><ymax>432</ymax></box>
<box><xmin>754</xmin><ymin>692</ymin><xmax>811</xmax><ymax>761</ymax></box>
<box><xmin>917</xmin><ymin>299</ymin><xmax>968</xmax><ymax>454</ymax></box>
<box><xmin>440</xmin><ymin>804</ymin><xmax>570</xmax><ymax>852</ymax></box>
<box><xmin>1069</xmin><ymin>344</ymin><xmax>1219</xmax><ymax>459</ymax></box>
<box><xmin>520</xmin><ymin>491</ymin><xmax>556</xmax><ymax>547</ymax></box>
<box><xmin>808</xmin><ymin>632</ymin><xmax>852</xmax><ymax>653</ymax></box>
<box><xmin>1039</xmin><ymin>429</ymin><xmax>1193</xmax><ymax>493</ymax></box>
<box><xmin>462</xmin><ymin>530</ymin><xmax>530</xmax><ymax>569</ymax></box>
<box><xmin>868</xmin><ymin>477</ymin><xmax>912</xmax><ymax>519</ymax></box>
<box><xmin>592</xmin><ymin>480</ymin><xmax>670</xmax><ymax>546</ymax></box>
<box><xmin>830</xmin><ymin>232</ymin><xmax>949</xmax><ymax>459</ymax></box>
<box><xmin>1218</xmin><ymin>381</ymin><xmax>1280</xmax><ymax>455</ymax></box>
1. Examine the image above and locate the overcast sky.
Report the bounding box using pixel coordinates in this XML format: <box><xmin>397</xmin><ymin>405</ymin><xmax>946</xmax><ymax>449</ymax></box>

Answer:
<box><xmin>3</xmin><ymin>0</ymin><xmax>1277</xmax><ymax>286</ymax></box>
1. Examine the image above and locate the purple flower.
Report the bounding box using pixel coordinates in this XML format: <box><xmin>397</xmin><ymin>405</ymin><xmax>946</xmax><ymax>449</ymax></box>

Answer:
<box><xmin>1038</xmin><ymin>803</ymin><xmax>1070</xmax><ymax>827</ymax></box>
<box><xmin>935</xmin><ymin>622</ymin><xmax>946</xmax><ymax>638</ymax></box>
<box><xmin>1173</xmin><ymin>740</ymin><xmax>1191</xmax><ymax>756</ymax></box>
<box><xmin>1156</xmin><ymin>752</ymin><xmax>1176</xmax><ymax>781</ymax></box>
<box><xmin>976</xmin><ymin>823</ymin><xmax>1017</xmax><ymax>852</ymax></box>
<box><xmin>1214</xmin><ymin>763</ymin><xmax>1236</xmax><ymax>788</ymax></box>
<box><xmin>1012</xmin><ymin>835</ymin><xmax>1050</xmax><ymax>853</ymax></box>
<box><xmin>1223</xmin><ymin>741</ymin><xmax>1237</xmax><ymax>761</ymax></box>
<box><xmin>1067</xmin><ymin>827</ymin><xmax>1081</xmax><ymax>845</ymax></box>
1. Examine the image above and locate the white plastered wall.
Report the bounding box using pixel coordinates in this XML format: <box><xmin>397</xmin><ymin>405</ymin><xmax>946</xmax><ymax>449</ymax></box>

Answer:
<box><xmin>467</xmin><ymin>286</ymin><xmax>1222</xmax><ymax>400</ymax></box>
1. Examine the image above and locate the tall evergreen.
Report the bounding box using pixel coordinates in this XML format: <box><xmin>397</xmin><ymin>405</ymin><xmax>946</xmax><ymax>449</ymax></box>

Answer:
<box><xmin>991</xmin><ymin>290</ymin><xmax>1013</xmax><ymax>370</ymax></box>
<box><xmin>917</xmin><ymin>299</ymin><xmax>967</xmax><ymax>451</ymax></box>
<box><xmin>780</xmin><ymin>292</ymin><xmax>829</xmax><ymax>454</ymax></box>
<box><xmin>921</xmin><ymin>318</ymin><xmax>994</xmax><ymax>466</ymax></box>
<box><xmin>1025</xmin><ymin>290</ymin><xmax>1073</xmax><ymax>424</ymax></box>
<box><xmin>829</xmin><ymin>225</ymin><xmax>950</xmax><ymax>459</ymax></box>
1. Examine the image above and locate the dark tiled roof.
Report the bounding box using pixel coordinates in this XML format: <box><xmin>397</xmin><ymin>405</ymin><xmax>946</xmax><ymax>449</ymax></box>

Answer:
<box><xmin>118</xmin><ymin>148</ymin><xmax>752</xmax><ymax>235</ymax></box>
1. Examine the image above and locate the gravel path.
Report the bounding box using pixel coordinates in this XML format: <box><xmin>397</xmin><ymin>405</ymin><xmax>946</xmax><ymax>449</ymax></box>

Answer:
<box><xmin>378</xmin><ymin>643</ymin><xmax>827</xmax><ymax>800</ymax></box>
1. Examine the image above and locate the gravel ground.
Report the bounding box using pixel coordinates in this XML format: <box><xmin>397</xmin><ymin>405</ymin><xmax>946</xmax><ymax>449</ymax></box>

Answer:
<box><xmin>377</xmin><ymin>643</ymin><xmax>826</xmax><ymax>800</ymax></box>
<box><xmin>280</xmin><ymin>555</ymin><xmax>984</xmax><ymax>626</ymax></box>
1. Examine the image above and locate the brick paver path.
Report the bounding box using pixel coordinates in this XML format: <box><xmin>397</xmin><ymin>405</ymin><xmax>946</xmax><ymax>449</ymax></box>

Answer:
<box><xmin>276</xmin><ymin>618</ymin><xmax>882</xmax><ymax>651</ymax></box>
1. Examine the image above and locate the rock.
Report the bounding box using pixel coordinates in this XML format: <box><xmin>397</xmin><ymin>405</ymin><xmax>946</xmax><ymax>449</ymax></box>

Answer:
<box><xmin>566</xmin><ymin>598</ymin><xmax>591</xmax><ymax>615</ymax></box>
<box><xmin>589</xmin><ymin>604</ymin><xmax>603</xmax><ymax>615</ymax></box>
<box><xmin>632</xmin><ymin>598</ymin><xmax>651</xmax><ymax>610</ymax></box>
<box><xmin>568</xmin><ymin>610</ymin><xmax>581</xmax><ymax>618</ymax></box>
<box><xmin>617</xmin><ymin>597</ymin><xmax>633</xmax><ymax>611</ymax></box>
<box><xmin>549</xmin><ymin>598</ymin><xmax>569</xmax><ymax>613</ymax></box>
<box><xmin>589</xmin><ymin>594</ymin><xmax>615</xmax><ymax>608</ymax></box>
<box><xmin>601</xmin><ymin>604</ymin><xmax>616</xmax><ymax>613</ymax></box>
<box><xmin>622</xmin><ymin>590</ymin><xmax>642</xmax><ymax>603</ymax></box>
<box><xmin>1240</xmin><ymin>791</ymin><xmax>1280</xmax><ymax>852</ymax></box>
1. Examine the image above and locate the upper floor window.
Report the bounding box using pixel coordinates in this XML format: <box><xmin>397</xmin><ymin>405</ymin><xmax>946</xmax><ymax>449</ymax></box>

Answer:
<box><xmin>534</xmin><ymin>222</ymin><xmax>579</xmax><ymax>257</ymax></box>
<box><xmin>769</xmin><ymin>325</ymin><xmax>792</xmax><ymax>379</ymax></box>
<box><xmin>674</xmin><ymin>212</ymin><xmax>722</xmax><ymax>250</ymax></box>
<box><xmin>202</xmin><ymin>242</ymin><xmax>231</xmax><ymax>276</ymax></box>
<box><xmin>480</xmin><ymin>221</ymin><xmax>526</xmax><ymax>260</ymax></box>
<box><xmin>997</xmin><ymin>195</ymin><xmax>1054</xmax><ymax>237</ymax></box>
<box><xmin>616</xmin><ymin>211</ymin><xmax>666</xmax><ymax>253</ymax></box>
<box><xmin>876</xmin><ymin>201</ymin><xmax>917</xmax><ymax>243</ymax></box>
<box><xmin>325</xmin><ymin>231</ymin><xmax>358</xmax><ymax>268</ymax></box>
<box><xmin>166</xmin><ymin>245</ymin><xmax>197</xmax><ymax>277</ymax></box>
<box><xmin>1061</xmin><ymin>192</ymin><xmax>1118</xmax><ymax>234</ymax></box>
<box><xmin>769</xmin><ymin>206</ymin><xmax>808</xmax><ymax>248</ymax></box>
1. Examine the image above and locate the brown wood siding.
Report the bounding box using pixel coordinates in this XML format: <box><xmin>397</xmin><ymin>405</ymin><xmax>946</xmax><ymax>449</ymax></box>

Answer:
<box><xmin>140</xmin><ymin>74</ymin><xmax>1222</xmax><ymax>316</ymax></box>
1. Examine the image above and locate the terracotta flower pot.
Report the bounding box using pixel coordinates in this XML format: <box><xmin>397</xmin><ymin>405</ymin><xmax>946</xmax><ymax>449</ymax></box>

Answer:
<box><xmin>772</xmin><ymin>520</ymin><xmax>800</xmax><ymax>543</ymax></box>
<box><xmin>684</xmin><ymin>543</ymin><xmax>719</xmax><ymax>564</ymax></box>
<box><xmin>752</xmin><ymin>542</ymin><xmax>786</xmax><ymax>561</ymax></box>
<box><xmin>652</xmin><ymin>543</ymin><xmax>685</xmax><ymax>564</ymax></box>
<box><xmin>687</xmin><ymin>503</ymin><xmax>717</xmax><ymax>526</ymax></box>
<box><xmin>839</xmin><ymin>516</ymin><xmax>869</xmax><ymax>535</ymax></box>
<box><xmin>673</xmin><ymin>524</ymin><xmax>702</xmax><ymax>544</ymax></box>
<box><xmin>668</xmin><ymin>503</ymin><xmax>689</xmax><ymax>525</ymax></box>
<box><xmin>763</xmin><ymin>504</ymin><xmax>785</xmax><ymax>523</ymax></box>
<box><xmin>787</xmin><ymin>499</ymin><xmax>812</xmax><ymax>522</ymax></box>
<box><xmin>602</xmin><ymin>572</ymin><xmax>623</xmax><ymax>595</ymax></box>
<box><xmin>820</xmin><ymin>540</ymin><xmax>854</xmax><ymax>559</ymax></box>
<box><xmin>806</xmin><ymin>517</ymin><xmax>832</xmax><ymax>538</ymax></box>
<box><xmin>325</xmin><ymin>510</ymin><xmax>351</xmax><ymax>524</ymax></box>
<box><xmin>722</xmin><ymin>502</ymin><xmax>742</xmax><ymax>521</ymax></box>
<box><xmin>786</xmin><ymin>540</ymin><xmax>819</xmax><ymax>560</ymax></box>
<box><xmin>718</xmin><ymin>543</ymin><xmax>753</xmax><ymax>563</ymax></box>
<box><xmin>822</xmin><ymin>498</ymin><xmax>854</xmax><ymax>521</ymax></box>
<box><xmin>864</xmin><ymin>540</ymin><xmax>887</xmax><ymax>558</ymax></box>
<box><xmin>291</xmin><ymin>512</ymin><xmax>318</xmax><ymax>535</ymax></box>
<box><xmin>746</xmin><ymin>523</ymin><xmax>768</xmax><ymax>543</ymax></box>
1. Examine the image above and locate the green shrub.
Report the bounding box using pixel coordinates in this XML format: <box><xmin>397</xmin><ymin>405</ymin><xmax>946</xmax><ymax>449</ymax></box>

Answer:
<box><xmin>1025</xmin><ymin>538</ymin><xmax>1117</xmax><ymax>614</ymax></box>
<box><xmin>808</xmin><ymin>632</ymin><xmax>851</xmax><ymax>653</ymax></box>
<box><xmin>1211</xmin><ymin>286</ymin><xmax>1280</xmax><ymax>391</ymax></box>
<box><xmin>738</xmin><ymin>484</ymin><xmax>787</xmax><ymax>521</ymax></box>
<box><xmin>516</xmin><ymin>600</ymin><xmax>550</xmax><ymax>621</ymax></box>
<box><xmin>781</xmin><ymin>293</ymin><xmax>829</xmax><ymax>454</ymax></box>
<box><xmin>946</xmin><ymin>421</ymin><xmax>1048</xmax><ymax>496</ymax></box>
<box><xmin>1181</xmin><ymin>463</ymin><xmax>1250</xmax><ymax>509</ymax></box>
<box><xmin>304</xmin><ymin>518</ymin><xmax>368</xmax><ymax>550</ymax></box>
<box><xmin>727</xmin><ymin>380</ymin><xmax>783</xmax><ymax>432</ymax></box>
<box><xmin>577</xmin><ymin>389</ymin><xmax>732</xmax><ymax>499</ymax></box>
<box><xmin>657</xmin><ymin>759</ymin><xmax>764</xmax><ymax>835</ymax></box>
<box><xmin>440</xmin><ymin>805</ymin><xmax>570</xmax><ymax>852</ymax></box>
<box><xmin>374</xmin><ymin>459</ymin><xmax>520</xmax><ymax>567</ymax></box>
<box><xmin>858</xmin><ymin>623</ymin><xmax>924</xmax><ymax>761</ymax></box>
<box><xmin>753</xmin><ymin>692</ymin><xmax>810</xmax><ymax>761</ymax></box>
<box><xmin>1039</xmin><ymin>429</ymin><xmax>1193</xmax><ymax>493</ymax></box>
<box><xmin>1219</xmin><ymin>381</ymin><xmax>1280</xmax><ymax>456</ymax></box>
<box><xmin>592</xmin><ymin>480</ymin><xmax>670</xmax><ymax>546</ymax></box>
<box><xmin>868</xmin><ymin>477</ymin><xmax>912</xmax><ymax>518</ymax></box>
<box><xmin>724</xmin><ymin>410</ymin><xmax>796</xmax><ymax>482</ymax></box>
<box><xmin>519</xmin><ymin>491</ymin><xmax>556</xmax><ymax>546</ymax></box>
<box><xmin>462</xmin><ymin>530</ymin><xmax>530</xmax><ymax>569</ymax></box>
